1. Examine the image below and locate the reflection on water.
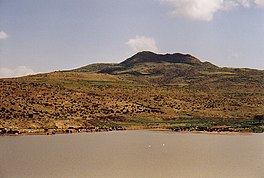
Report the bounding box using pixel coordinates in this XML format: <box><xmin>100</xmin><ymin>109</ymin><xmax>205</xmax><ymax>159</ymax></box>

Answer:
<box><xmin>0</xmin><ymin>131</ymin><xmax>263</xmax><ymax>178</ymax></box>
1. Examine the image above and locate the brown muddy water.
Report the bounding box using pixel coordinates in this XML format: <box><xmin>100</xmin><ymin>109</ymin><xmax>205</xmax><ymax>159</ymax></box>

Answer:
<box><xmin>0</xmin><ymin>131</ymin><xmax>263</xmax><ymax>178</ymax></box>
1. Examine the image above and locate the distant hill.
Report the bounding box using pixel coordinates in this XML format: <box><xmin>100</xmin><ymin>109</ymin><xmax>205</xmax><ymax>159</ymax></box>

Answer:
<box><xmin>74</xmin><ymin>51</ymin><xmax>213</xmax><ymax>73</ymax></box>
<box><xmin>73</xmin><ymin>51</ymin><xmax>263</xmax><ymax>87</ymax></box>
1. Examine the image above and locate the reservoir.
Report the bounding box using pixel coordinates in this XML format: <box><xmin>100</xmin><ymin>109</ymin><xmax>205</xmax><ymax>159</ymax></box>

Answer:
<box><xmin>0</xmin><ymin>131</ymin><xmax>263</xmax><ymax>178</ymax></box>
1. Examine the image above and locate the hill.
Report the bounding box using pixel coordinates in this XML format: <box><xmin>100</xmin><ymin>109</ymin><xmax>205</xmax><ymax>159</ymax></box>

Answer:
<box><xmin>1</xmin><ymin>51</ymin><xmax>263</xmax><ymax>135</ymax></box>
<box><xmin>74</xmin><ymin>51</ymin><xmax>263</xmax><ymax>87</ymax></box>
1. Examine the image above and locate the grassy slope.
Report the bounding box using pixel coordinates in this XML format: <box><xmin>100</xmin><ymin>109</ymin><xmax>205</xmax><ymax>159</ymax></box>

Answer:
<box><xmin>1</xmin><ymin>70</ymin><xmax>263</xmax><ymax>134</ymax></box>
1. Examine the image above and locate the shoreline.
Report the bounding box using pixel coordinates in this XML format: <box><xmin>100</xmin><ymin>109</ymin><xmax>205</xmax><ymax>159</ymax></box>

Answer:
<box><xmin>149</xmin><ymin>129</ymin><xmax>254</xmax><ymax>136</ymax></box>
<box><xmin>0</xmin><ymin>128</ymin><xmax>258</xmax><ymax>137</ymax></box>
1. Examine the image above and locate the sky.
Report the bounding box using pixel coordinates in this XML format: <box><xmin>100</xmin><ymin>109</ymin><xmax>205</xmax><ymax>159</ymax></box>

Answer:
<box><xmin>0</xmin><ymin>0</ymin><xmax>264</xmax><ymax>78</ymax></box>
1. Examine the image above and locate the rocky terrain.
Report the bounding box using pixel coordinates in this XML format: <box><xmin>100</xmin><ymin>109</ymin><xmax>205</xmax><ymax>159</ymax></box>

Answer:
<box><xmin>1</xmin><ymin>51</ymin><xmax>263</xmax><ymax>135</ymax></box>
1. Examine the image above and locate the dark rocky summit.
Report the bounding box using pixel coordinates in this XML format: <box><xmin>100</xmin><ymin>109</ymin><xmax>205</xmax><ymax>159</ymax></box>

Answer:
<box><xmin>120</xmin><ymin>51</ymin><xmax>202</xmax><ymax>66</ymax></box>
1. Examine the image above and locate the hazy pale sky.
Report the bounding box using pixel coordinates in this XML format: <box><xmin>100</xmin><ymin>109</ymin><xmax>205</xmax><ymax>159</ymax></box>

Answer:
<box><xmin>0</xmin><ymin>0</ymin><xmax>264</xmax><ymax>77</ymax></box>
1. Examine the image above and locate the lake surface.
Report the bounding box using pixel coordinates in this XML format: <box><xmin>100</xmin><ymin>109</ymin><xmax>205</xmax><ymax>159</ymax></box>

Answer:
<box><xmin>0</xmin><ymin>131</ymin><xmax>263</xmax><ymax>178</ymax></box>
